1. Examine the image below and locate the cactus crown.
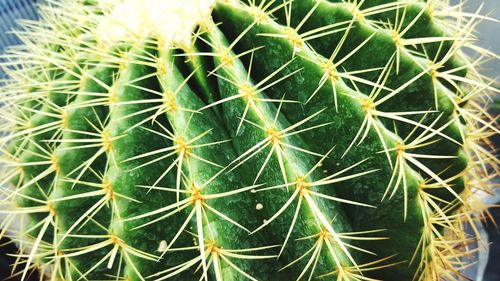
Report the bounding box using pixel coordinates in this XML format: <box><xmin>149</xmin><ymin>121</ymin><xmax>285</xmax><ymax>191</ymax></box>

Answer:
<box><xmin>96</xmin><ymin>0</ymin><xmax>215</xmax><ymax>46</ymax></box>
<box><xmin>0</xmin><ymin>0</ymin><xmax>497</xmax><ymax>281</ymax></box>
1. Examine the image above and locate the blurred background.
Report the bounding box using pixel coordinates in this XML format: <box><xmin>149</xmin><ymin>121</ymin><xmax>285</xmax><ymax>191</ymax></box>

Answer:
<box><xmin>0</xmin><ymin>0</ymin><xmax>498</xmax><ymax>280</ymax></box>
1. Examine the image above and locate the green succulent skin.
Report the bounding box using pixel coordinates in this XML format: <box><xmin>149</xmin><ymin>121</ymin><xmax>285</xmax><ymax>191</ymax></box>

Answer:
<box><xmin>213</xmin><ymin>4</ymin><xmax>424</xmax><ymax>279</ymax></box>
<box><xmin>0</xmin><ymin>1</ymin><xmax>497</xmax><ymax>281</ymax></box>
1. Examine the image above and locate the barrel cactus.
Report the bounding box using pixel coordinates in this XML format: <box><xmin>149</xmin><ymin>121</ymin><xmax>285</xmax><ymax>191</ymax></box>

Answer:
<box><xmin>0</xmin><ymin>0</ymin><xmax>497</xmax><ymax>280</ymax></box>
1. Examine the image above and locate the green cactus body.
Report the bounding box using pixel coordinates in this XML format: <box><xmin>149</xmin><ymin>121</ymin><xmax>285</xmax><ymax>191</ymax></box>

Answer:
<box><xmin>0</xmin><ymin>0</ymin><xmax>497</xmax><ymax>281</ymax></box>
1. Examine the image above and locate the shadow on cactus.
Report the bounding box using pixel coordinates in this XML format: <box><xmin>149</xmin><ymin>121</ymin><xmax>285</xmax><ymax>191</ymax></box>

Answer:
<box><xmin>0</xmin><ymin>0</ymin><xmax>498</xmax><ymax>280</ymax></box>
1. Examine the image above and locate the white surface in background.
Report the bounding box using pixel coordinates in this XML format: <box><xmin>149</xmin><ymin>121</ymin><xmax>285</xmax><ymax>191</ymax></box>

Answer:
<box><xmin>450</xmin><ymin>0</ymin><xmax>500</xmax><ymax>77</ymax></box>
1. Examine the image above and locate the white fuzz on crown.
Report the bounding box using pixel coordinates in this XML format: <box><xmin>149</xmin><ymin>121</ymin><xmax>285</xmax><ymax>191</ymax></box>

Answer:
<box><xmin>97</xmin><ymin>0</ymin><xmax>215</xmax><ymax>46</ymax></box>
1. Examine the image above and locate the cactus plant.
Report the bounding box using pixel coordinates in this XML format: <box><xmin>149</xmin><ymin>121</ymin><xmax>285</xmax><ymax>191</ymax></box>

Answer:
<box><xmin>0</xmin><ymin>0</ymin><xmax>497</xmax><ymax>280</ymax></box>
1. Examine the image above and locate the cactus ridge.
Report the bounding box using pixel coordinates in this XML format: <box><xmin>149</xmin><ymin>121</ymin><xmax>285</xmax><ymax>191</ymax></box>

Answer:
<box><xmin>0</xmin><ymin>0</ymin><xmax>497</xmax><ymax>281</ymax></box>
